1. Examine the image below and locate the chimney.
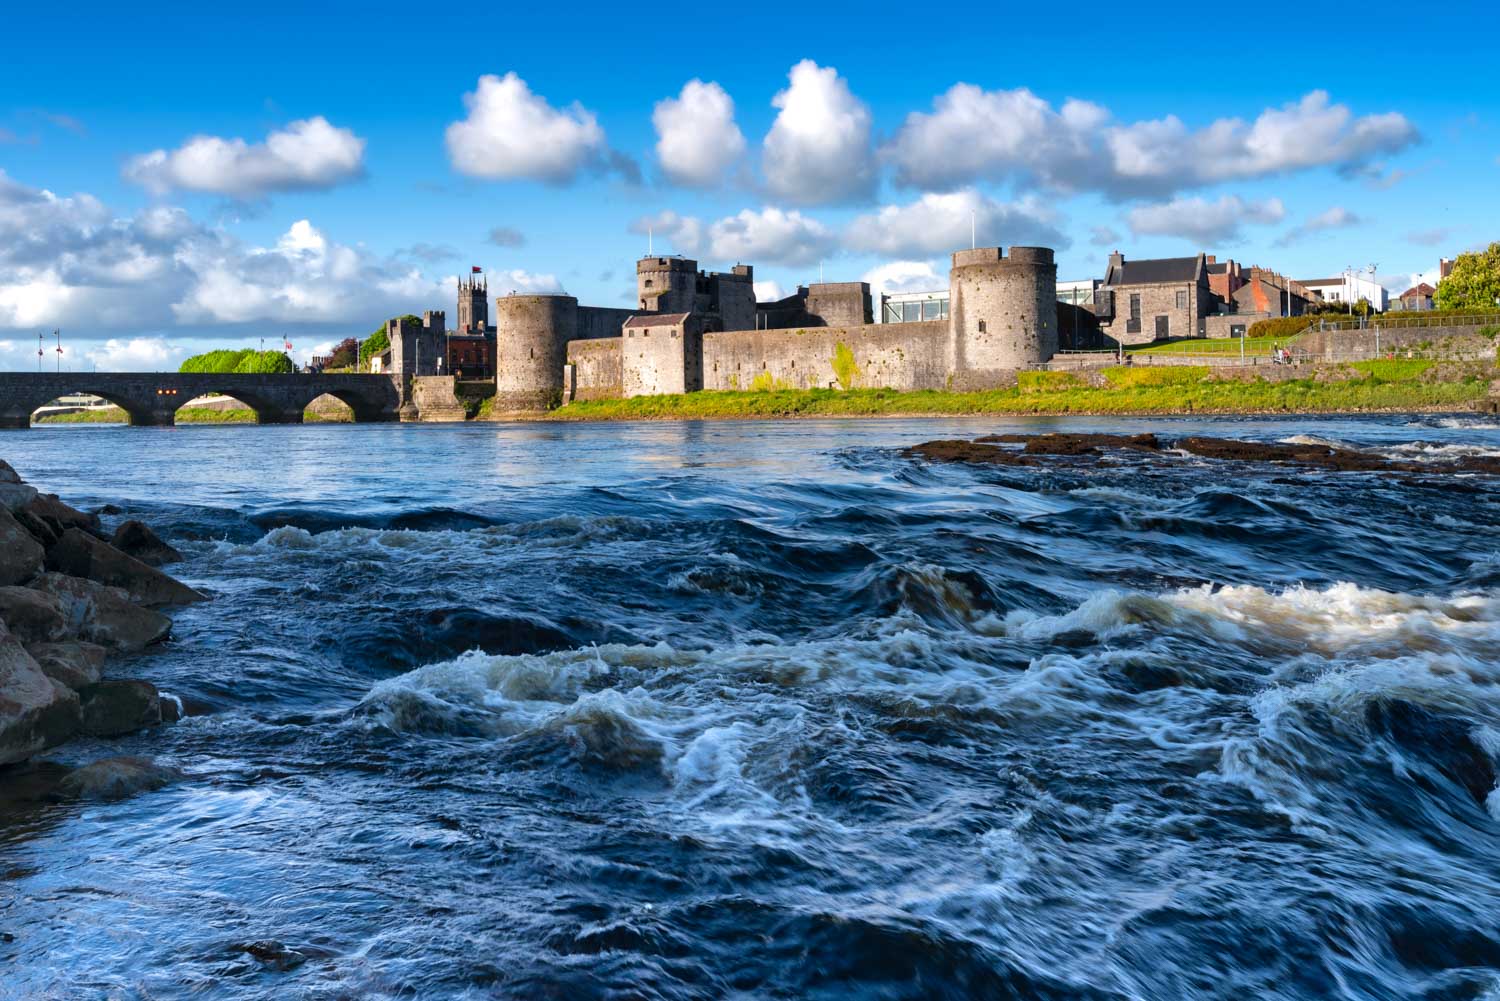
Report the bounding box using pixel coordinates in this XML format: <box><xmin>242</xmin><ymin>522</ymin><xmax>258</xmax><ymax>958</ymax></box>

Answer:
<box><xmin>1108</xmin><ymin>250</ymin><xmax>1124</xmax><ymax>271</ymax></box>
<box><xmin>1206</xmin><ymin>255</ymin><xmax>1216</xmax><ymax>265</ymax></box>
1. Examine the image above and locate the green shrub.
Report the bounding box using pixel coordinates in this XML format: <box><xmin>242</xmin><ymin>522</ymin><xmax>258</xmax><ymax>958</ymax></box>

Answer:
<box><xmin>180</xmin><ymin>348</ymin><xmax>291</xmax><ymax>374</ymax></box>
<box><xmin>1018</xmin><ymin>370</ymin><xmax>1083</xmax><ymax>393</ymax></box>
<box><xmin>1245</xmin><ymin>316</ymin><xmax>1316</xmax><ymax>340</ymax></box>
<box><xmin>232</xmin><ymin>350</ymin><xmax>294</xmax><ymax>374</ymax></box>
<box><xmin>1103</xmin><ymin>365</ymin><xmax>1209</xmax><ymax>388</ymax></box>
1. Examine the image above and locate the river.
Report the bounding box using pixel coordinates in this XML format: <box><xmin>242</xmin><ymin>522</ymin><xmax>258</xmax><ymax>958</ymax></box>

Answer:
<box><xmin>4</xmin><ymin>414</ymin><xmax>1500</xmax><ymax>1000</ymax></box>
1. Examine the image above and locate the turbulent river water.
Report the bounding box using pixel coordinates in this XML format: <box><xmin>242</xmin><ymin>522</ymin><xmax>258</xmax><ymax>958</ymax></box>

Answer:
<box><xmin>4</xmin><ymin>414</ymin><xmax>1500</xmax><ymax>1000</ymax></box>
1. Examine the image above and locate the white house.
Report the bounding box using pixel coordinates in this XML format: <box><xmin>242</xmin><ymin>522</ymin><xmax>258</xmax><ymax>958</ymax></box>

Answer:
<box><xmin>1299</xmin><ymin>272</ymin><xmax>1389</xmax><ymax>312</ymax></box>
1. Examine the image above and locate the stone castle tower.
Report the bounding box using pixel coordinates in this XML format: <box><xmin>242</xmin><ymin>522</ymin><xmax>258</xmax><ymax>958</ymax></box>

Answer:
<box><xmin>948</xmin><ymin>246</ymin><xmax>1057</xmax><ymax>388</ymax></box>
<box><xmin>457</xmin><ymin>274</ymin><xmax>488</xmax><ymax>334</ymax></box>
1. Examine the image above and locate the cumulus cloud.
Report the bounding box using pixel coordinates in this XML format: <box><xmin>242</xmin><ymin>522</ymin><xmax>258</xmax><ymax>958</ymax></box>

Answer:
<box><xmin>633</xmin><ymin>207</ymin><xmax>836</xmax><ymax>267</ymax></box>
<box><xmin>886</xmin><ymin>87</ymin><xmax>1418</xmax><ymax>199</ymax></box>
<box><xmin>445</xmin><ymin>73</ymin><xmax>611</xmax><ymax>184</ymax></box>
<box><xmin>1091</xmin><ymin>226</ymin><xmax>1122</xmax><ymax>247</ymax></box>
<box><xmin>845</xmin><ymin>189</ymin><xmax>1068</xmax><ymax>257</ymax></box>
<box><xmin>1126</xmin><ymin>195</ymin><xmax>1285</xmax><ymax>244</ymax></box>
<box><xmin>1274</xmin><ymin>206</ymin><xmax>1362</xmax><ymax>246</ymax></box>
<box><xmin>488</xmin><ymin>269</ymin><xmax>564</xmax><ymax>295</ymax></box>
<box><xmin>124</xmin><ymin>117</ymin><xmax>365</xmax><ymax>197</ymax></box>
<box><xmin>654</xmin><ymin>80</ymin><xmax>746</xmax><ymax>187</ymax></box>
<box><xmin>84</xmin><ymin>336</ymin><xmax>174</xmax><ymax>371</ymax></box>
<box><xmin>0</xmin><ymin>168</ymin><xmax>442</xmax><ymax>336</ymax></box>
<box><xmin>753</xmin><ymin>280</ymin><xmax>785</xmax><ymax>302</ymax></box>
<box><xmin>762</xmin><ymin>60</ymin><xmax>876</xmax><ymax>204</ymax></box>
<box><xmin>861</xmin><ymin>260</ymin><xmax>944</xmax><ymax>299</ymax></box>
<box><xmin>400</xmin><ymin>242</ymin><xmax>459</xmax><ymax>263</ymax></box>
<box><xmin>486</xmin><ymin>226</ymin><xmax>526</xmax><ymax>248</ymax></box>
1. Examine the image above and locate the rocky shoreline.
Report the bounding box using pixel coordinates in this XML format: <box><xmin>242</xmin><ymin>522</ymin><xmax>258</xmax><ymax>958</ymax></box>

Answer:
<box><xmin>1</xmin><ymin>459</ymin><xmax>202</xmax><ymax>800</ymax></box>
<box><xmin>903</xmin><ymin>432</ymin><xmax>1500</xmax><ymax>475</ymax></box>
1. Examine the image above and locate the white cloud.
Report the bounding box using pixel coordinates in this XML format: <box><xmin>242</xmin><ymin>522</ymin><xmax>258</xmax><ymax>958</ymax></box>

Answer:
<box><xmin>85</xmin><ymin>336</ymin><xmax>174</xmax><ymax>371</ymax></box>
<box><xmin>1090</xmin><ymin>225</ymin><xmax>1121</xmax><ymax>247</ymax></box>
<box><xmin>886</xmin><ymin>87</ymin><xmax>1418</xmax><ymax>198</ymax></box>
<box><xmin>753</xmin><ymin>280</ymin><xmax>785</xmax><ymax>302</ymax></box>
<box><xmin>487</xmin><ymin>269</ymin><xmax>564</xmax><ymax>295</ymax></box>
<box><xmin>861</xmin><ymin>260</ymin><xmax>945</xmax><ymax>299</ymax></box>
<box><xmin>762</xmin><ymin>60</ymin><xmax>875</xmax><ymax>204</ymax></box>
<box><xmin>1405</xmin><ymin>227</ymin><xmax>1453</xmax><ymax>247</ymax></box>
<box><xmin>634</xmin><ymin>207</ymin><xmax>837</xmax><ymax>267</ymax></box>
<box><xmin>0</xmin><ymin>169</ymin><xmax>444</xmax><ymax>335</ymax></box>
<box><xmin>654</xmin><ymin>80</ymin><xmax>746</xmax><ymax>187</ymax></box>
<box><xmin>124</xmin><ymin>117</ymin><xmax>365</xmax><ymax>197</ymax></box>
<box><xmin>1274</xmin><ymin>206</ymin><xmax>1362</xmax><ymax>246</ymax></box>
<box><xmin>445</xmin><ymin>73</ymin><xmax>607</xmax><ymax>184</ymax></box>
<box><xmin>1127</xmin><ymin>195</ymin><xmax>1285</xmax><ymax>244</ymax></box>
<box><xmin>845</xmin><ymin>189</ymin><xmax>1068</xmax><ymax>257</ymax></box>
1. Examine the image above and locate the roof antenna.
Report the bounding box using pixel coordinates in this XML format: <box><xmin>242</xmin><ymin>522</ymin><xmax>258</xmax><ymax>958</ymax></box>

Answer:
<box><xmin>648</xmin><ymin>226</ymin><xmax>653</xmax><ymax>257</ymax></box>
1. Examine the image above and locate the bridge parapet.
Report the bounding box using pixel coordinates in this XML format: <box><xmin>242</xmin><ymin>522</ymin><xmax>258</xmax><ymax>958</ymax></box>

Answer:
<box><xmin>0</xmin><ymin>372</ymin><xmax>402</xmax><ymax>428</ymax></box>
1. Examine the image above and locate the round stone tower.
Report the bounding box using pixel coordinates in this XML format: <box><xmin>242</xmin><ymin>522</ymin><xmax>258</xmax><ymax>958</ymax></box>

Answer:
<box><xmin>947</xmin><ymin>246</ymin><xmax>1057</xmax><ymax>388</ymax></box>
<box><xmin>636</xmin><ymin>256</ymin><xmax>698</xmax><ymax>313</ymax></box>
<box><xmin>493</xmin><ymin>294</ymin><xmax>578</xmax><ymax>411</ymax></box>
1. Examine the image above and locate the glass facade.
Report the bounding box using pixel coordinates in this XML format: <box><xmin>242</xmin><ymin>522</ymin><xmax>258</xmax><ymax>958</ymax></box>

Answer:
<box><xmin>881</xmin><ymin>294</ymin><xmax>949</xmax><ymax>323</ymax></box>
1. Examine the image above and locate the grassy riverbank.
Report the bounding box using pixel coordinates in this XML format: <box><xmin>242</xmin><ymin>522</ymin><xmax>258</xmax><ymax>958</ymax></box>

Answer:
<box><xmin>34</xmin><ymin>407</ymin><xmax>351</xmax><ymax>424</ymax></box>
<box><xmin>551</xmin><ymin>370</ymin><xmax>1489</xmax><ymax>421</ymax></box>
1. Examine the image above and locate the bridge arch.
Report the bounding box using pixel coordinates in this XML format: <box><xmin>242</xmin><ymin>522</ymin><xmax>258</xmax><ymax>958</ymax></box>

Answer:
<box><xmin>26</xmin><ymin>387</ymin><xmax>154</xmax><ymax>427</ymax></box>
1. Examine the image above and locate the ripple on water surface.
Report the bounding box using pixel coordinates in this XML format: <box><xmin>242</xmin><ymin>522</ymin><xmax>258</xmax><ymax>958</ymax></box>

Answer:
<box><xmin>4</xmin><ymin>415</ymin><xmax>1500</xmax><ymax>1000</ymax></box>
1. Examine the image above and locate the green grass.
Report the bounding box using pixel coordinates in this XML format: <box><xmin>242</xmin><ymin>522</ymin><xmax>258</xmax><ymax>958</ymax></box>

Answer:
<box><xmin>1102</xmin><ymin>365</ymin><xmax>1209</xmax><ymax>388</ymax></box>
<box><xmin>1017</xmin><ymin>371</ymin><xmax>1084</xmax><ymax>393</ymax></box>
<box><xmin>1128</xmin><ymin>337</ymin><xmax>1290</xmax><ymax>356</ymax></box>
<box><xmin>34</xmin><ymin>406</ymin><xmax>352</xmax><ymax>425</ymax></box>
<box><xmin>550</xmin><ymin>376</ymin><xmax>1487</xmax><ymax>421</ymax></box>
<box><xmin>1349</xmin><ymin>359</ymin><xmax>1435</xmax><ymax>382</ymax></box>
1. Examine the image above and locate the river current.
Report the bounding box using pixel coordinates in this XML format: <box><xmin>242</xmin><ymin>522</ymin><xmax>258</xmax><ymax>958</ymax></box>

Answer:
<box><xmin>4</xmin><ymin>414</ymin><xmax>1500</xmax><ymax>1000</ymax></box>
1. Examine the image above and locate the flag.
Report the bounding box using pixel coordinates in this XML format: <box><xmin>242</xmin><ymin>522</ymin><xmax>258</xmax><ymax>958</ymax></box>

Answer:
<box><xmin>284</xmin><ymin>340</ymin><xmax>293</xmax><ymax>351</ymax></box>
<box><xmin>472</xmin><ymin>266</ymin><xmax>483</xmax><ymax>274</ymax></box>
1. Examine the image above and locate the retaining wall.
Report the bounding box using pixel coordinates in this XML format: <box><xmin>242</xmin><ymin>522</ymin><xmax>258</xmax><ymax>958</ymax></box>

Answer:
<box><xmin>701</xmin><ymin>321</ymin><xmax>950</xmax><ymax>391</ymax></box>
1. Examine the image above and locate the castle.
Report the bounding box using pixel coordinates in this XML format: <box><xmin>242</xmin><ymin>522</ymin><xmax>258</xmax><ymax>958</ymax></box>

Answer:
<box><xmin>478</xmin><ymin>245</ymin><xmax>1058</xmax><ymax>410</ymax></box>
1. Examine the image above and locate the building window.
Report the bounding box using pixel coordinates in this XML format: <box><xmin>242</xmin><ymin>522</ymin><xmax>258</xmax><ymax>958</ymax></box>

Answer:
<box><xmin>921</xmin><ymin>300</ymin><xmax>941</xmax><ymax>321</ymax></box>
<box><xmin>978</xmin><ymin>320</ymin><xmax>987</xmax><ymax>334</ymax></box>
<box><xmin>1129</xmin><ymin>294</ymin><xmax>1141</xmax><ymax>319</ymax></box>
<box><xmin>902</xmin><ymin>302</ymin><xmax>921</xmax><ymax>322</ymax></box>
<box><xmin>644</xmin><ymin>279</ymin><xmax>653</xmax><ymax>288</ymax></box>
<box><xmin>1176</xmin><ymin>290</ymin><xmax>1187</xmax><ymax>309</ymax></box>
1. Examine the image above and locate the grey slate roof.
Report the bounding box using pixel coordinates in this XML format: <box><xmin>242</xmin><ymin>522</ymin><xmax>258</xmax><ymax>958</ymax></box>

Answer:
<box><xmin>1107</xmin><ymin>256</ymin><xmax>1200</xmax><ymax>285</ymax></box>
<box><xmin>624</xmin><ymin>312</ymin><xmax>691</xmax><ymax>327</ymax></box>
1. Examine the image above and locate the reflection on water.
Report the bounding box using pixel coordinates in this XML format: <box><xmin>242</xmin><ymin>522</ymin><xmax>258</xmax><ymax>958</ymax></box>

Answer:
<box><xmin>4</xmin><ymin>414</ymin><xmax>1500</xmax><ymax>1000</ymax></box>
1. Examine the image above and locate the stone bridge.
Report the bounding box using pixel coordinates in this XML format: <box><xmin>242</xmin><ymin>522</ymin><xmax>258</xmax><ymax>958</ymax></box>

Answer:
<box><xmin>0</xmin><ymin>372</ymin><xmax>403</xmax><ymax>428</ymax></box>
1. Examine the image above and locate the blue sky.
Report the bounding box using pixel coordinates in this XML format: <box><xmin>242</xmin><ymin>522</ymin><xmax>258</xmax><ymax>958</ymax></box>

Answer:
<box><xmin>0</xmin><ymin>0</ymin><xmax>1493</xmax><ymax>370</ymax></box>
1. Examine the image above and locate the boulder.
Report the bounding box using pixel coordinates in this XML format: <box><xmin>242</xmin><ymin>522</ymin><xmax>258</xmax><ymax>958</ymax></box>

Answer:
<box><xmin>46</xmin><ymin>528</ymin><xmax>205</xmax><ymax>607</ymax></box>
<box><xmin>31</xmin><ymin>572</ymin><xmax>172</xmax><ymax>651</ymax></box>
<box><xmin>56</xmin><ymin>756</ymin><xmax>183</xmax><ymax>801</ymax></box>
<box><xmin>12</xmin><ymin>505</ymin><xmax>60</xmax><ymax>548</ymax></box>
<box><xmin>110</xmin><ymin>520</ymin><xmax>183</xmax><ymax>567</ymax></box>
<box><xmin>79</xmin><ymin>679</ymin><xmax>162</xmax><ymax>736</ymax></box>
<box><xmin>0</xmin><ymin>586</ymin><xmax>67</xmax><ymax>642</ymax></box>
<box><xmin>26</xmin><ymin>640</ymin><xmax>106</xmax><ymax>691</ymax></box>
<box><xmin>0</xmin><ymin>622</ymin><xmax>81</xmax><ymax>764</ymax></box>
<box><xmin>0</xmin><ymin>459</ymin><xmax>19</xmax><ymax>483</ymax></box>
<box><xmin>0</xmin><ymin>507</ymin><xmax>44</xmax><ymax>586</ymax></box>
<box><xmin>0</xmin><ymin>481</ymin><xmax>39</xmax><ymax>513</ymax></box>
<box><xmin>25</xmin><ymin>493</ymin><xmax>101</xmax><ymax>536</ymax></box>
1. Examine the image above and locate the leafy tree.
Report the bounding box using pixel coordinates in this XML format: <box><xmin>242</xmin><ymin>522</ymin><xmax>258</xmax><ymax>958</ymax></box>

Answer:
<box><xmin>325</xmin><ymin>337</ymin><xmax>359</xmax><ymax>369</ymax></box>
<box><xmin>360</xmin><ymin>326</ymin><xmax>390</xmax><ymax>369</ymax></box>
<box><xmin>233</xmin><ymin>350</ymin><xmax>294</xmax><ymax>374</ymax></box>
<box><xmin>1436</xmin><ymin>242</ymin><xmax>1500</xmax><ymax>310</ymax></box>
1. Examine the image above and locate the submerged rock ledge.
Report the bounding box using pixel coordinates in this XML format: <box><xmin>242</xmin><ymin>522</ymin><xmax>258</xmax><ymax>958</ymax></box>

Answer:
<box><xmin>0</xmin><ymin>458</ymin><xmax>198</xmax><ymax>799</ymax></box>
<box><xmin>904</xmin><ymin>432</ymin><xmax>1500</xmax><ymax>475</ymax></box>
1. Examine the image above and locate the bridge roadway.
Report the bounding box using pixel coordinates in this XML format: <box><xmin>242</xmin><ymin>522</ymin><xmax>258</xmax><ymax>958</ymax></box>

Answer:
<box><xmin>0</xmin><ymin>372</ymin><xmax>403</xmax><ymax>428</ymax></box>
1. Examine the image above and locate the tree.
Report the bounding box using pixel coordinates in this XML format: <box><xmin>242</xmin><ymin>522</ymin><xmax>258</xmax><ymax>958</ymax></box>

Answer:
<box><xmin>1436</xmin><ymin>242</ymin><xmax>1500</xmax><ymax>310</ymax></box>
<box><xmin>325</xmin><ymin>337</ymin><xmax>358</xmax><ymax>369</ymax></box>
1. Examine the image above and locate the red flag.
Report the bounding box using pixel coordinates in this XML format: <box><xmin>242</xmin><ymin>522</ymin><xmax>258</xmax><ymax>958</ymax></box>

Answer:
<box><xmin>284</xmin><ymin>340</ymin><xmax>293</xmax><ymax>351</ymax></box>
<box><xmin>472</xmin><ymin>266</ymin><xmax>483</xmax><ymax>274</ymax></box>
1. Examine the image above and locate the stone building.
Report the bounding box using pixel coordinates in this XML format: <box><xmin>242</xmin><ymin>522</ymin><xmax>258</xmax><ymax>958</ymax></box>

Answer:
<box><xmin>1094</xmin><ymin>252</ymin><xmax>1214</xmax><ymax>345</ymax></box>
<box><xmin>1394</xmin><ymin>282</ymin><xmax>1437</xmax><ymax>311</ymax></box>
<box><xmin>540</xmin><ymin>246</ymin><xmax>1057</xmax><ymax>409</ymax></box>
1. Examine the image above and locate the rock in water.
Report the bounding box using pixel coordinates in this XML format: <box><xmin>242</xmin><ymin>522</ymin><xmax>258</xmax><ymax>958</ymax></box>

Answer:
<box><xmin>57</xmin><ymin>756</ymin><xmax>183</xmax><ymax>801</ymax></box>
<box><xmin>0</xmin><ymin>622</ymin><xmax>81</xmax><ymax>764</ymax></box>
<box><xmin>79</xmin><ymin>679</ymin><xmax>162</xmax><ymax>736</ymax></box>
<box><xmin>26</xmin><ymin>641</ymin><xmax>107</xmax><ymax>691</ymax></box>
<box><xmin>24</xmin><ymin>493</ymin><xmax>102</xmax><ymax>537</ymax></box>
<box><xmin>0</xmin><ymin>508</ymin><xmax>44</xmax><ymax>586</ymax></box>
<box><xmin>45</xmin><ymin>528</ymin><xmax>205</xmax><ymax>607</ymax></box>
<box><xmin>0</xmin><ymin>586</ymin><xmax>67</xmax><ymax>642</ymax></box>
<box><xmin>110</xmin><ymin>520</ymin><xmax>183</xmax><ymax>567</ymax></box>
<box><xmin>31</xmin><ymin>573</ymin><xmax>172</xmax><ymax>651</ymax></box>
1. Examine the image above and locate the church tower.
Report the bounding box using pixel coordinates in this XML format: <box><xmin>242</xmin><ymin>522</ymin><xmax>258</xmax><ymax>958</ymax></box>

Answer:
<box><xmin>457</xmin><ymin>272</ymin><xmax>489</xmax><ymax>334</ymax></box>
